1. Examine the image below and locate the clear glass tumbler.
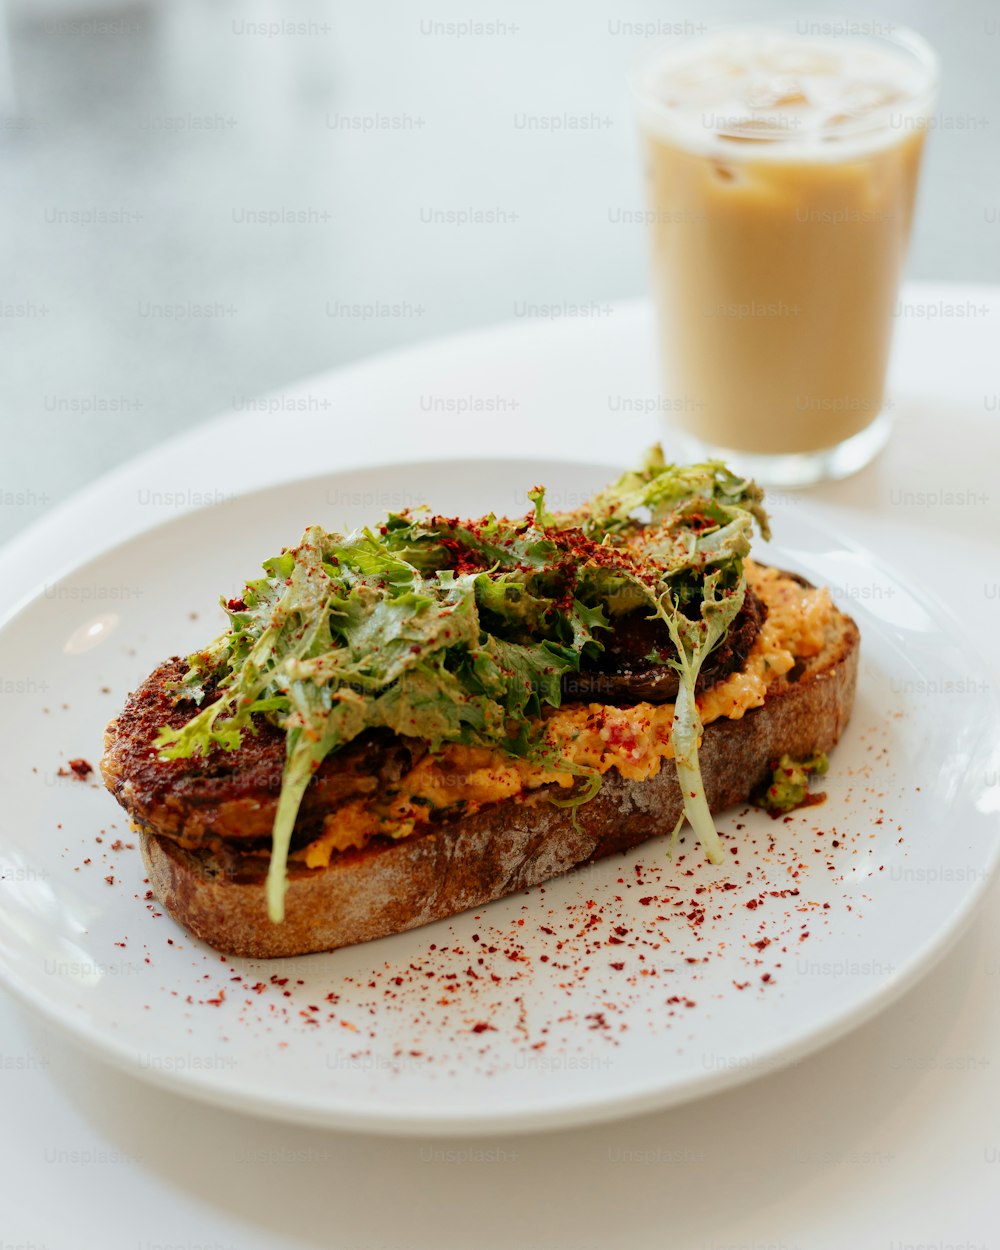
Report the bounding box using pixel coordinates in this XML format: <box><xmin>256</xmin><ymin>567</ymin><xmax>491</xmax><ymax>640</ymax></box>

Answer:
<box><xmin>631</xmin><ymin>16</ymin><xmax>938</xmax><ymax>486</ymax></box>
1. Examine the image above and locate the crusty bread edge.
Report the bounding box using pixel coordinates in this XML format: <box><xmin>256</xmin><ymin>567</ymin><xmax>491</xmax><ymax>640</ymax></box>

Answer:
<box><xmin>140</xmin><ymin>617</ymin><xmax>860</xmax><ymax>959</ymax></box>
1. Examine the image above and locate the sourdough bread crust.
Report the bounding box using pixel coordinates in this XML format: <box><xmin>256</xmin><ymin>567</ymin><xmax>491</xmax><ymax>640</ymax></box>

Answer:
<box><xmin>139</xmin><ymin>616</ymin><xmax>859</xmax><ymax>958</ymax></box>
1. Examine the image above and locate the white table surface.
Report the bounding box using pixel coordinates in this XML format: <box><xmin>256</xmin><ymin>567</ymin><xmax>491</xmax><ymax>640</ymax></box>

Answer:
<box><xmin>2</xmin><ymin>281</ymin><xmax>999</xmax><ymax>1248</ymax></box>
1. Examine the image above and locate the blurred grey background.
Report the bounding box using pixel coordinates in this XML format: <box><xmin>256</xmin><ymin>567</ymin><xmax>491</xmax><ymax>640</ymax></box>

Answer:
<box><xmin>2</xmin><ymin>0</ymin><xmax>998</xmax><ymax>547</ymax></box>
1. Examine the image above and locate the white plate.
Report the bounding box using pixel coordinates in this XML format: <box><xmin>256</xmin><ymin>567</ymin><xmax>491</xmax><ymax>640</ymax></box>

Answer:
<box><xmin>0</xmin><ymin>458</ymin><xmax>997</xmax><ymax>1135</ymax></box>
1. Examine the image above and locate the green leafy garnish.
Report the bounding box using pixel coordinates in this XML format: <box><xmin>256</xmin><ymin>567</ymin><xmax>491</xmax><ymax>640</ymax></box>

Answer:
<box><xmin>156</xmin><ymin>448</ymin><xmax>769</xmax><ymax>921</ymax></box>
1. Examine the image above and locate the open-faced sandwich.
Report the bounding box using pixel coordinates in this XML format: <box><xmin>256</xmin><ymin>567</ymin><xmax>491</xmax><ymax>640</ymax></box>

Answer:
<box><xmin>101</xmin><ymin>450</ymin><xmax>859</xmax><ymax>958</ymax></box>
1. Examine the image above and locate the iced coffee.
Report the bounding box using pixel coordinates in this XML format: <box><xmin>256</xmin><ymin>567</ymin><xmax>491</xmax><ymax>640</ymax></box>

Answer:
<box><xmin>633</xmin><ymin>25</ymin><xmax>937</xmax><ymax>483</ymax></box>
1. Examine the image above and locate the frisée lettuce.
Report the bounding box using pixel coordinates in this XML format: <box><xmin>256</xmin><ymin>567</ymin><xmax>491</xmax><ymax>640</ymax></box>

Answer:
<box><xmin>156</xmin><ymin>448</ymin><xmax>769</xmax><ymax>922</ymax></box>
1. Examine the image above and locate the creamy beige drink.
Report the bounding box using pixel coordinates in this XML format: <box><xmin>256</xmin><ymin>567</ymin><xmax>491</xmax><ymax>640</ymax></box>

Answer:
<box><xmin>633</xmin><ymin>26</ymin><xmax>937</xmax><ymax>478</ymax></box>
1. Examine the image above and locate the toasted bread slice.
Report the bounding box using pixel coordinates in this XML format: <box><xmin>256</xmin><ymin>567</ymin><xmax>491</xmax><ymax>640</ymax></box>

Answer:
<box><xmin>135</xmin><ymin>604</ymin><xmax>859</xmax><ymax>958</ymax></box>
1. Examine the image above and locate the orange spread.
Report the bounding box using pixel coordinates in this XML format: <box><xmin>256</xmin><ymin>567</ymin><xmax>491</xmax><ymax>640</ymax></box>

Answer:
<box><xmin>295</xmin><ymin>563</ymin><xmax>836</xmax><ymax>868</ymax></box>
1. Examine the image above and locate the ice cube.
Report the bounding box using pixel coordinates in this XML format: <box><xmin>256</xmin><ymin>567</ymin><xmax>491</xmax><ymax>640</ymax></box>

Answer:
<box><xmin>717</xmin><ymin>117</ymin><xmax>786</xmax><ymax>142</ymax></box>
<box><xmin>744</xmin><ymin>76</ymin><xmax>809</xmax><ymax>109</ymax></box>
<box><xmin>839</xmin><ymin>80</ymin><xmax>903</xmax><ymax>117</ymax></box>
<box><xmin>759</xmin><ymin>48</ymin><xmax>839</xmax><ymax>76</ymax></box>
<box><xmin>711</xmin><ymin>159</ymin><xmax>736</xmax><ymax>181</ymax></box>
<box><xmin>674</xmin><ymin>55</ymin><xmax>747</xmax><ymax>90</ymax></box>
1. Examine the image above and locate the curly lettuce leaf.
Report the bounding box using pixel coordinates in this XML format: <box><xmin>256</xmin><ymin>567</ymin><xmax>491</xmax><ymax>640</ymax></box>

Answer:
<box><xmin>644</xmin><ymin>569</ymin><xmax>746</xmax><ymax>864</ymax></box>
<box><xmin>157</xmin><ymin>447</ymin><xmax>771</xmax><ymax>922</ymax></box>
